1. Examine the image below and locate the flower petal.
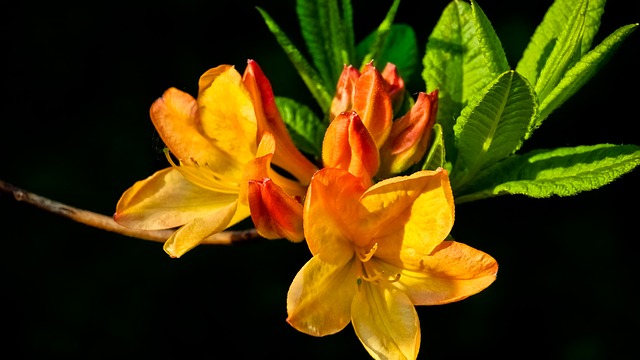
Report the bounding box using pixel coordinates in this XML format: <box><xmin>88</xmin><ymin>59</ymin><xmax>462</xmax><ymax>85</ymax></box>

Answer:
<box><xmin>243</xmin><ymin>59</ymin><xmax>317</xmax><ymax>184</ymax></box>
<box><xmin>150</xmin><ymin>87</ymin><xmax>241</xmax><ymax>176</ymax></box>
<box><xmin>380</xmin><ymin>62</ymin><xmax>406</xmax><ymax>113</ymax></box>
<box><xmin>353</xmin><ymin>62</ymin><xmax>393</xmax><ymax>147</ymax></box>
<box><xmin>247</xmin><ymin>178</ymin><xmax>304</xmax><ymax>242</ymax></box>
<box><xmin>286</xmin><ymin>255</ymin><xmax>358</xmax><ymax>336</ymax></box>
<box><xmin>378</xmin><ymin>90</ymin><xmax>438</xmax><ymax>177</ymax></box>
<box><xmin>322</xmin><ymin>111</ymin><xmax>379</xmax><ymax>188</ymax></box>
<box><xmin>198</xmin><ymin>65</ymin><xmax>258</xmax><ymax>168</ymax></box>
<box><xmin>386</xmin><ymin>240</ymin><xmax>498</xmax><ymax>305</ymax></box>
<box><xmin>358</xmin><ymin>168</ymin><xmax>454</xmax><ymax>257</ymax></box>
<box><xmin>352</xmin><ymin>282</ymin><xmax>420</xmax><ymax>360</ymax></box>
<box><xmin>329</xmin><ymin>64</ymin><xmax>360</xmax><ymax>121</ymax></box>
<box><xmin>114</xmin><ymin>168</ymin><xmax>239</xmax><ymax>230</ymax></box>
<box><xmin>163</xmin><ymin>200</ymin><xmax>248</xmax><ymax>258</ymax></box>
<box><xmin>303</xmin><ymin>168</ymin><xmax>364</xmax><ymax>261</ymax></box>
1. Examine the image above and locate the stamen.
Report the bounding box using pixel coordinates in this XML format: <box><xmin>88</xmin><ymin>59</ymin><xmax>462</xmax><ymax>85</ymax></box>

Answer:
<box><xmin>358</xmin><ymin>243</ymin><xmax>378</xmax><ymax>262</ymax></box>
<box><xmin>164</xmin><ymin>149</ymin><xmax>240</xmax><ymax>193</ymax></box>
<box><xmin>359</xmin><ymin>262</ymin><xmax>402</xmax><ymax>284</ymax></box>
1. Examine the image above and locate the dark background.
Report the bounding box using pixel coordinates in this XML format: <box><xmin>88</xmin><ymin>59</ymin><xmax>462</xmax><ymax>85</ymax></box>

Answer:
<box><xmin>1</xmin><ymin>0</ymin><xmax>638</xmax><ymax>359</ymax></box>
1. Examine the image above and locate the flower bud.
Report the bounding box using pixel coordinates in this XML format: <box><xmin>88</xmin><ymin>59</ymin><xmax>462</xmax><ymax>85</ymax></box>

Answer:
<box><xmin>378</xmin><ymin>90</ymin><xmax>439</xmax><ymax>178</ymax></box>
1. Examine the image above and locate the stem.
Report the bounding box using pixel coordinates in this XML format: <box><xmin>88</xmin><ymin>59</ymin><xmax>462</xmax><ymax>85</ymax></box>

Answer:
<box><xmin>0</xmin><ymin>179</ymin><xmax>260</xmax><ymax>245</ymax></box>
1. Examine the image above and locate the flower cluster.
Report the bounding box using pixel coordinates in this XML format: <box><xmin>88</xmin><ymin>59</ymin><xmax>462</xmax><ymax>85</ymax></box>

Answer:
<box><xmin>114</xmin><ymin>59</ymin><xmax>497</xmax><ymax>359</ymax></box>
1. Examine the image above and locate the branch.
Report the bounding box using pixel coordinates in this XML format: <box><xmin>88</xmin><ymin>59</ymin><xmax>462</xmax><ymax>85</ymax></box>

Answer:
<box><xmin>0</xmin><ymin>179</ymin><xmax>261</xmax><ymax>245</ymax></box>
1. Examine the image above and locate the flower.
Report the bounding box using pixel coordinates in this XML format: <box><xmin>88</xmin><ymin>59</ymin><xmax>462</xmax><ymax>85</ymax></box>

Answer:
<box><xmin>114</xmin><ymin>61</ymin><xmax>315</xmax><ymax>258</ymax></box>
<box><xmin>287</xmin><ymin>167</ymin><xmax>498</xmax><ymax>359</ymax></box>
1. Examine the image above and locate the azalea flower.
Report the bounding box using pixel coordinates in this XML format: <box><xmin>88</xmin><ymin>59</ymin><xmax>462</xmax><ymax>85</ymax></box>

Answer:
<box><xmin>287</xmin><ymin>166</ymin><xmax>497</xmax><ymax>359</ymax></box>
<box><xmin>287</xmin><ymin>111</ymin><xmax>498</xmax><ymax>360</ymax></box>
<box><xmin>114</xmin><ymin>61</ymin><xmax>316</xmax><ymax>258</ymax></box>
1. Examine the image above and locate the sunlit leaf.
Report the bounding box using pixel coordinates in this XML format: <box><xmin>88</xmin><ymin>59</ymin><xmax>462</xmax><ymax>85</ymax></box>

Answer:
<box><xmin>455</xmin><ymin>144</ymin><xmax>640</xmax><ymax>203</ymax></box>
<box><xmin>451</xmin><ymin>71</ymin><xmax>536</xmax><ymax>191</ymax></box>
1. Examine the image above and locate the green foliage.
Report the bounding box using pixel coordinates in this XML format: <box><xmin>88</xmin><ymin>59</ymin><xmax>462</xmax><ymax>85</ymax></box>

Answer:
<box><xmin>451</xmin><ymin>71</ymin><xmax>537</xmax><ymax>191</ymax></box>
<box><xmin>275</xmin><ymin>97</ymin><xmax>326</xmax><ymax>159</ymax></box>
<box><xmin>260</xmin><ymin>0</ymin><xmax>639</xmax><ymax>204</ymax></box>
<box><xmin>455</xmin><ymin>144</ymin><xmax>640</xmax><ymax>203</ymax></box>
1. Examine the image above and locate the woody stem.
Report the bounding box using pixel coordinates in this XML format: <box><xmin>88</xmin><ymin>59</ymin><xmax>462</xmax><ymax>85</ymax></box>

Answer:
<box><xmin>0</xmin><ymin>178</ymin><xmax>260</xmax><ymax>245</ymax></box>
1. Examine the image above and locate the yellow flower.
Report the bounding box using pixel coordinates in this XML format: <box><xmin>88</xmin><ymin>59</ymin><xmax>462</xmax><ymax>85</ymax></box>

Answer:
<box><xmin>286</xmin><ymin>167</ymin><xmax>498</xmax><ymax>359</ymax></box>
<box><xmin>114</xmin><ymin>61</ymin><xmax>315</xmax><ymax>257</ymax></box>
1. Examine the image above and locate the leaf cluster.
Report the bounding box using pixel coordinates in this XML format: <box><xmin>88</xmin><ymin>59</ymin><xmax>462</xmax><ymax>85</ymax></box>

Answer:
<box><xmin>259</xmin><ymin>0</ymin><xmax>639</xmax><ymax>203</ymax></box>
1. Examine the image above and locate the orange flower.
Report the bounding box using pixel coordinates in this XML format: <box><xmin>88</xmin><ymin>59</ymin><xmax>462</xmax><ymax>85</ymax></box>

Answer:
<box><xmin>287</xmin><ymin>167</ymin><xmax>498</xmax><ymax>360</ymax></box>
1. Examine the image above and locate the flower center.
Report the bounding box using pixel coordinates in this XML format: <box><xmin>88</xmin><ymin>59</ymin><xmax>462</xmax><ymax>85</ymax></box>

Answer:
<box><xmin>165</xmin><ymin>149</ymin><xmax>240</xmax><ymax>193</ymax></box>
<box><xmin>357</xmin><ymin>243</ymin><xmax>401</xmax><ymax>285</ymax></box>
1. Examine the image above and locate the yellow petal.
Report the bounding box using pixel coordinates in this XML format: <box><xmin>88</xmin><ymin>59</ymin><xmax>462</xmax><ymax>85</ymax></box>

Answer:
<box><xmin>286</xmin><ymin>255</ymin><xmax>358</xmax><ymax>336</ymax></box>
<box><xmin>197</xmin><ymin>65</ymin><xmax>233</xmax><ymax>98</ymax></box>
<box><xmin>114</xmin><ymin>168</ymin><xmax>239</xmax><ymax>230</ymax></box>
<box><xmin>385</xmin><ymin>240</ymin><xmax>498</xmax><ymax>305</ymax></box>
<box><xmin>163</xmin><ymin>200</ymin><xmax>247</xmax><ymax>258</ymax></box>
<box><xmin>150</xmin><ymin>86</ymin><xmax>247</xmax><ymax>182</ymax></box>
<box><xmin>198</xmin><ymin>66</ymin><xmax>258</xmax><ymax>167</ymax></box>
<box><xmin>303</xmin><ymin>168</ymin><xmax>364</xmax><ymax>262</ymax></box>
<box><xmin>352</xmin><ymin>282</ymin><xmax>420</xmax><ymax>360</ymax></box>
<box><xmin>358</xmin><ymin>168</ymin><xmax>454</xmax><ymax>257</ymax></box>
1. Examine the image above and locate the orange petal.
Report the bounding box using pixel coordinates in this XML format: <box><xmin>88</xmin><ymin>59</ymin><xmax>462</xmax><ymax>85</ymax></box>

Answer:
<box><xmin>387</xmin><ymin>240</ymin><xmax>498</xmax><ymax>305</ymax></box>
<box><xmin>378</xmin><ymin>90</ymin><xmax>439</xmax><ymax>177</ymax></box>
<box><xmin>329</xmin><ymin>64</ymin><xmax>360</xmax><ymax>121</ymax></box>
<box><xmin>322</xmin><ymin>111</ymin><xmax>379</xmax><ymax>188</ymax></box>
<box><xmin>380</xmin><ymin>62</ymin><xmax>406</xmax><ymax>113</ymax></box>
<box><xmin>247</xmin><ymin>178</ymin><xmax>304</xmax><ymax>242</ymax></box>
<box><xmin>243</xmin><ymin>59</ymin><xmax>317</xmax><ymax>185</ymax></box>
<box><xmin>240</xmin><ymin>132</ymin><xmax>307</xmax><ymax>206</ymax></box>
<box><xmin>353</xmin><ymin>62</ymin><xmax>393</xmax><ymax>147</ymax></box>
<box><xmin>303</xmin><ymin>168</ymin><xmax>364</xmax><ymax>261</ymax></box>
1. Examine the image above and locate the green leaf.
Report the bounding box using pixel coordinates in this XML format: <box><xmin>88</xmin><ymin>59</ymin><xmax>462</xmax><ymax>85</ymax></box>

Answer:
<box><xmin>356</xmin><ymin>23</ymin><xmax>419</xmax><ymax>86</ymax></box>
<box><xmin>359</xmin><ymin>0</ymin><xmax>402</xmax><ymax>69</ymax></box>
<box><xmin>535</xmin><ymin>23</ymin><xmax>639</xmax><ymax>126</ymax></box>
<box><xmin>275</xmin><ymin>97</ymin><xmax>326</xmax><ymax>158</ymax></box>
<box><xmin>516</xmin><ymin>0</ymin><xmax>606</xmax><ymax>87</ymax></box>
<box><xmin>296</xmin><ymin>0</ymin><xmax>333</xmax><ymax>88</ymax></box>
<box><xmin>533</xmin><ymin>0</ymin><xmax>587</xmax><ymax>103</ymax></box>
<box><xmin>296</xmin><ymin>0</ymin><xmax>355</xmax><ymax>90</ymax></box>
<box><xmin>257</xmin><ymin>7</ymin><xmax>333</xmax><ymax>112</ymax></box>
<box><xmin>455</xmin><ymin>144</ymin><xmax>640</xmax><ymax>203</ymax></box>
<box><xmin>422</xmin><ymin>0</ymin><xmax>497</xmax><ymax>164</ymax></box>
<box><xmin>471</xmin><ymin>0</ymin><xmax>510</xmax><ymax>74</ymax></box>
<box><xmin>421</xmin><ymin>123</ymin><xmax>446</xmax><ymax>171</ymax></box>
<box><xmin>451</xmin><ymin>71</ymin><xmax>536</xmax><ymax>190</ymax></box>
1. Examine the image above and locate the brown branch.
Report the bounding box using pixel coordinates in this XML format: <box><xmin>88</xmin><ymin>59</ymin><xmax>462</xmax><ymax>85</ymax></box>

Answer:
<box><xmin>0</xmin><ymin>178</ymin><xmax>260</xmax><ymax>245</ymax></box>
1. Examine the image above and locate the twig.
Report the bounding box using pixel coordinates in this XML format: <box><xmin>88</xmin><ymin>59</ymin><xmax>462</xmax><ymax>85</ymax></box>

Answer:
<box><xmin>0</xmin><ymin>179</ymin><xmax>260</xmax><ymax>245</ymax></box>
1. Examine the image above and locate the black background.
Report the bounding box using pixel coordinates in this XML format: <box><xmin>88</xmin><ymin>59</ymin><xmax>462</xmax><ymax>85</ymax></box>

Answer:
<box><xmin>1</xmin><ymin>0</ymin><xmax>638</xmax><ymax>359</ymax></box>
